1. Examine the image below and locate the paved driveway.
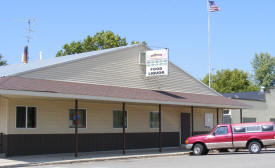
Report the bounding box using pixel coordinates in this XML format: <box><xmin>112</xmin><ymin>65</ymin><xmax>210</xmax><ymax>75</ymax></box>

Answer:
<box><xmin>30</xmin><ymin>149</ymin><xmax>275</xmax><ymax>168</ymax></box>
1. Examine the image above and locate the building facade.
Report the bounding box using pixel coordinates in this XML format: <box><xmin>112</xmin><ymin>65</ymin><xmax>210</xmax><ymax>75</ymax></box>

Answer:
<box><xmin>223</xmin><ymin>89</ymin><xmax>275</xmax><ymax>123</ymax></box>
<box><xmin>0</xmin><ymin>44</ymin><xmax>246</xmax><ymax>156</ymax></box>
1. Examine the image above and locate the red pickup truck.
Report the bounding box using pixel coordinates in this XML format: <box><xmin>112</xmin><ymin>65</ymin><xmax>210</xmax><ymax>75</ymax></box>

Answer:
<box><xmin>185</xmin><ymin>122</ymin><xmax>275</xmax><ymax>155</ymax></box>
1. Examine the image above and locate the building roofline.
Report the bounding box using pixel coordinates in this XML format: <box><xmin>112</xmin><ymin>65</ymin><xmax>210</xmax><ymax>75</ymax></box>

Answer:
<box><xmin>222</xmin><ymin>91</ymin><xmax>265</xmax><ymax>101</ymax></box>
<box><xmin>169</xmin><ymin>62</ymin><xmax>222</xmax><ymax>96</ymax></box>
<box><xmin>0</xmin><ymin>44</ymin><xmax>144</xmax><ymax>77</ymax></box>
<box><xmin>0</xmin><ymin>89</ymin><xmax>248</xmax><ymax>109</ymax></box>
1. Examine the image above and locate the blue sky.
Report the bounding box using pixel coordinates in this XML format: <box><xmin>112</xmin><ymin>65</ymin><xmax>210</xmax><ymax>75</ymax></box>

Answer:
<box><xmin>1</xmin><ymin>0</ymin><xmax>275</xmax><ymax>79</ymax></box>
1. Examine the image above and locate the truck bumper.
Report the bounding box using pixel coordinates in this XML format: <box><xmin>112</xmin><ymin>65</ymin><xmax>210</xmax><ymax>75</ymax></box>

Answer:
<box><xmin>185</xmin><ymin>144</ymin><xmax>193</xmax><ymax>150</ymax></box>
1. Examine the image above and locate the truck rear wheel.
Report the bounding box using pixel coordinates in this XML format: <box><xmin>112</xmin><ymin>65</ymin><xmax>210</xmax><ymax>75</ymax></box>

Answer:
<box><xmin>193</xmin><ymin>143</ymin><xmax>205</xmax><ymax>155</ymax></box>
<box><xmin>248</xmin><ymin>141</ymin><xmax>261</xmax><ymax>154</ymax></box>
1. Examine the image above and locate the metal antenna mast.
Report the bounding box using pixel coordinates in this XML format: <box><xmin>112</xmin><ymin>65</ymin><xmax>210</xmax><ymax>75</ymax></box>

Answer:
<box><xmin>25</xmin><ymin>18</ymin><xmax>36</xmax><ymax>46</ymax></box>
<box><xmin>15</xmin><ymin>18</ymin><xmax>36</xmax><ymax>63</ymax></box>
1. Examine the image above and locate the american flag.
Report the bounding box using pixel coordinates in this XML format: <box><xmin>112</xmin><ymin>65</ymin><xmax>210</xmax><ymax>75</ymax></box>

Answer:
<box><xmin>208</xmin><ymin>1</ymin><xmax>220</xmax><ymax>12</ymax></box>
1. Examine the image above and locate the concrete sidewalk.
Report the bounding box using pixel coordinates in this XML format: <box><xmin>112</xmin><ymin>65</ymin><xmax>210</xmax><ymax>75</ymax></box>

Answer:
<box><xmin>0</xmin><ymin>147</ymin><xmax>190</xmax><ymax>167</ymax></box>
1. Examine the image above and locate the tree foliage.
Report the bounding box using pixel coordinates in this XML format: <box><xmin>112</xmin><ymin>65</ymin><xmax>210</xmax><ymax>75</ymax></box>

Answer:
<box><xmin>56</xmin><ymin>30</ymin><xmax>145</xmax><ymax>57</ymax></box>
<box><xmin>0</xmin><ymin>54</ymin><xmax>7</xmax><ymax>66</ymax></box>
<box><xmin>130</xmin><ymin>40</ymin><xmax>147</xmax><ymax>45</ymax></box>
<box><xmin>202</xmin><ymin>69</ymin><xmax>259</xmax><ymax>93</ymax></box>
<box><xmin>251</xmin><ymin>52</ymin><xmax>275</xmax><ymax>90</ymax></box>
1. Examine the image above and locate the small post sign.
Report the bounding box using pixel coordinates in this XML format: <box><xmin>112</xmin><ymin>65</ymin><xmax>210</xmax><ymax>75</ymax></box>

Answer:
<box><xmin>146</xmin><ymin>49</ymin><xmax>168</xmax><ymax>77</ymax></box>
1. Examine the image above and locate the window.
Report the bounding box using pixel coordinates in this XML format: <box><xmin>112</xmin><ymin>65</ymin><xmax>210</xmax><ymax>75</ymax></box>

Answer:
<box><xmin>113</xmin><ymin>110</ymin><xmax>127</xmax><ymax>128</ymax></box>
<box><xmin>150</xmin><ymin>112</ymin><xmax>159</xmax><ymax>128</ymax></box>
<box><xmin>16</xmin><ymin>106</ymin><xmax>37</xmax><ymax>128</ymax></box>
<box><xmin>139</xmin><ymin>52</ymin><xmax>146</xmax><ymax>65</ymax></box>
<box><xmin>214</xmin><ymin>126</ymin><xmax>228</xmax><ymax>135</ymax></box>
<box><xmin>262</xmin><ymin>125</ymin><xmax>274</xmax><ymax>132</ymax></box>
<box><xmin>222</xmin><ymin>109</ymin><xmax>231</xmax><ymax>124</ymax></box>
<box><xmin>223</xmin><ymin>109</ymin><xmax>230</xmax><ymax>115</ymax></box>
<box><xmin>270</xmin><ymin>118</ymin><xmax>275</xmax><ymax>123</ymax></box>
<box><xmin>69</xmin><ymin>109</ymin><xmax>86</xmax><ymax>128</ymax></box>
<box><xmin>233</xmin><ymin>126</ymin><xmax>246</xmax><ymax>133</ymax></box>
<box><xmin>205</xmin><ymin>113</ymin><xmax>214</xmax><ymax>129</ymax></box>
<box><xmin>243</xmin><ymin>118</ymin><xmax>256</xmax><ymax>123</ymax></box>
<box><xmin>246</xmin><ymin>125</ymin><xmax>261</xmax><ymax>132</ymax></box>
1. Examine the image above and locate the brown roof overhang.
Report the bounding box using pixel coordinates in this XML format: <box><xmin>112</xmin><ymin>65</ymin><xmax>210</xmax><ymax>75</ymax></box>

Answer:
<box><xmin>0</xmin><ymin>76</ymin><xmax>249</xmax><ymax>109</ymax></box>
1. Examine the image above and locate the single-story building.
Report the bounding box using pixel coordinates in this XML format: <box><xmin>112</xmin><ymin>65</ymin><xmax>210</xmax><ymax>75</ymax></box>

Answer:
<box><xmin>0</xmin><ymin>44</ymin><xmax>246</xmax><ymax>156</ymax></box>
<box><xmin>223</xmin><ymin>88</ymin><xmax>275</xmax><ymax>123</ymax></box>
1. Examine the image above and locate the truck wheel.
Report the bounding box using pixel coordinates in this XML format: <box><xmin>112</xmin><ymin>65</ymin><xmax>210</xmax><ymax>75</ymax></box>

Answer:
<box><xmin>193</xmin><ymin>143</ymin><xmax>205</xmax><ymax>155</ymax></box>
<box><xmin>248</xmin><ymin>141</ymin><xmax>261</xmax><ymax>154</ymax></box>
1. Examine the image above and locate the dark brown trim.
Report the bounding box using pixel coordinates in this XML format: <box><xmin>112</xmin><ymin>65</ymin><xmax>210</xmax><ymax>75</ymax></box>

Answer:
<box><xmin>216</xmin><ymin>108</ymin><xmax>219</xmax><ymax>125</ymax></box>
<box><xmin>4</xmin><ymin>132</ymin><xmax>179</xmax><ymax>156</ymax></box>
<box><xmin>240</xmin><ymin>108</ymin><xmax>243</xmax><ymax>123</ymax></box>
<box><xmin>180</xmin><ymin>113</ymin><xmax>191</xmax><ymax>144</ymax></box>
<box><xmin>159</xmin><ymin>104</ymin><xmax>162</xmax><ymax>152</ymax></box>
<box><xmin>0</xmin><ymin>133</ymin><xmax>3</xmax><ymax>154</ymax></box>
<box><xmin>74</xmin><ymin>99</ymin><xmax>79</xmax><ymax>157</ymax></box>
<box><xmin>221</xmin><ymin>108</ymin><xmax>224</xmax><ymax>124</ymax></box>
<box><xmin>122</xmin><ymin>102</ymin><xmax>126</xmax><ymax>154</ymax></box>
<box><xmin>191</xmin><ymin>106</ymin><xmax>194</xmax><ymax>136</ymax></box>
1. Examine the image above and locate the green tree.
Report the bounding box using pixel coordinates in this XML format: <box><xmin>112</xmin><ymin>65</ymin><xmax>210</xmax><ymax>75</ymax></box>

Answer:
<box><xmin>0</xmin><ymin>54</ymin><xmax>7</xmax><ymax>66</ymax></box>
<box><xmin>251</xmin><ymin>52</ymin><xmax>275</xmax><ymax>90</ymax></box>
<box><xmin>131</xmin><ymin>40</ymin><xmax>147</xmax><ymax>45</ymax></box>
<box><xmin>56</xmin><ymin>30</ymin><xmax>145</xmax><ymax>57</ymax></box>
<box><xmin>202</xmin><ymin>69</ymin><xmax>259</xmax><ymax>93</ymax></box>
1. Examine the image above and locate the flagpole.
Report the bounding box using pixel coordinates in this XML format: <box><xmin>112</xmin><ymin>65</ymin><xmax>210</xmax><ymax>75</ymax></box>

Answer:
<box><xmin>207</xmin><ymin>0</ymin><xmax>211</xmax><ymax>88</ymax></box>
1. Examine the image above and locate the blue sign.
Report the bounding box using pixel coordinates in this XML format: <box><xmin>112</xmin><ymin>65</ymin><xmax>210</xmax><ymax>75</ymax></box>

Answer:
<box><xmin>73</xmin><ymin>114</ymin><xmax>80</xmax><ymax>121</ymax></box>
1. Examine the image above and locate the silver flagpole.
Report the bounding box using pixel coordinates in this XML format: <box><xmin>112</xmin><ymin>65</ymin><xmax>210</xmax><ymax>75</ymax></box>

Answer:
<box><xmin>207</xmin><ymin>0</ymin><xmax>211</xmax><ymax>88</ymax></box>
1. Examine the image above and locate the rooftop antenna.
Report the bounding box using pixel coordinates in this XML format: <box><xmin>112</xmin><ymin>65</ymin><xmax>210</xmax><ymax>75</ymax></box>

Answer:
<box><xmin>25</xmin><ymin>18</ymin><xmax>36</xmax><ymax>45</ymax></box>
<box><xmin>15</xmin><ymin>18</ymin><xmax>36</xmax><ymax>63</ymax></box>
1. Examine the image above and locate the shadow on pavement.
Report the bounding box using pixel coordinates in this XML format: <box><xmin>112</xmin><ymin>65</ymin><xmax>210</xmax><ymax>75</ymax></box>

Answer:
<box><xmin>0</xmin><ymin>147</ymin><xmax>190</xmax><ymax>168</ymax></box>
<box><xmin>209</xmin><ymin>149</ymin><xmax>275</xmax><ymax>156</ymax></box>
<box><xmin>188</xmin><ymin>148</ymin><xmax>275</xmax><ymax>156</ymax></box>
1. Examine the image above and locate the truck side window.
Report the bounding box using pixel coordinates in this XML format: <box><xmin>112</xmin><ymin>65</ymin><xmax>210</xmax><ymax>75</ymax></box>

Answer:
<box><xmin>233</xmin><ymin>127</ymin><xmax>246</xmax><ymax>133</ymax></box>
<box><xmin>262</xmin><ymin>125</ymin><xmax>274</xmax><ymax>132</ymax></box>
<box><xmin>246</xmin><ymin>126</ymin><xmax>261</xmax><ymax>132</ymax></box>
<box><xmin>214</xmin><ymin>126</ymin><xmax>228</xmax><ymax>135</ymax></box>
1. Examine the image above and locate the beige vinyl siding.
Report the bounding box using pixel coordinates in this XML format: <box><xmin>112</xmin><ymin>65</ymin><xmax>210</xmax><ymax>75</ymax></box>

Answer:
<box><xmin>19</xmin><ymin>46</ymin><xmax>218</xmax><ymax>96</ymax></box>
<box><xmin>229</xmin><ymin>89</ymin><xmax>275</xmax><ymax>124</ymax></box>
<box><xmin>0</xmin><ymin>97</ymin><xmax>8</xmax><ymax>134</ymax></box>
<box><xmin>6</xmin><ymin>97</ymin><xmax>222</xmax><ymax>135</ymax></box>
<box><xmin>7</xmin><ymin>98</ymin><xmax>184</xmax><ymax>134</ymax></box>
<box><xmin>230</xmin><ymin>99</ymin><xmax>268</xmax><ymax>123</ymax></box>
<box><xmin>193</xmin><ymin>107</ymin><xmax>221</xmax><ymax>133</ymax></box>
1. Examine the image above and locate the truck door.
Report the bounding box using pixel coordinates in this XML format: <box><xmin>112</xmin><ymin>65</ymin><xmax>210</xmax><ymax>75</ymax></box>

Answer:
<box><xmin>205</xmin><ymin>125</ymin><xmax>233</xmax><ymax>149</ymax></box>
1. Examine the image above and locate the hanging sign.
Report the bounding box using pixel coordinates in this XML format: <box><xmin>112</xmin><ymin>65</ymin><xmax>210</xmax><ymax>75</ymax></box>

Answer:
<box><xmin>146</xmin><ymin>49</ymin><xmax>168</xmax><ymax>77</ymax></box>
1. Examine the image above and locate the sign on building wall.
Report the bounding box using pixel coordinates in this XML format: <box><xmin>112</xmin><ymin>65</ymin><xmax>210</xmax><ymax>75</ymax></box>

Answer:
<box><xmin>146</xmin><ymin>49</ymin><xmax>168</xmax><ymax>77</ymax></box>
<box><xmin>205</xmin><ymin>113</ymin><xmax>214</xmax><ymax>129</ymax></box>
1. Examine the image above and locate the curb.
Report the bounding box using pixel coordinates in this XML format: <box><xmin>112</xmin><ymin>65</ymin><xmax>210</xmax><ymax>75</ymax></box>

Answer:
<box><xmin>1</xmin><ymin>151</ymin><xmax>190</xmax><ymax>168</ymax></box>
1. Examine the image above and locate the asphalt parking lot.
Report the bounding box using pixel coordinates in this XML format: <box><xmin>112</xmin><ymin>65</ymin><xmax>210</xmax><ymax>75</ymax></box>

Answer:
<box><xmin>29</xmin><ymin>149</ymin><xmax>275</xmax><ymax>168</ymax></box>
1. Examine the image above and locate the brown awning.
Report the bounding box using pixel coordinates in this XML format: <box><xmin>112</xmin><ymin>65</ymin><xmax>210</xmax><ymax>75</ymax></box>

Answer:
<box><xmin>0</xmin><ymin>76</ymin><xmax>248</xmax><ymax>109</ymax></box>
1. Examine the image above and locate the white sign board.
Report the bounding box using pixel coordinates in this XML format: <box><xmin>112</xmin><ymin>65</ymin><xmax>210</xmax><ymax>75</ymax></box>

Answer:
<box><xmin>146</xmin><ymin>49</ymin><xmax>168</xmax><ymax>77</ymax></box>
<box><xmin>205</xmin><ymin>113</ymin><xmax>214</xmax><ymax>129</ymax></box>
